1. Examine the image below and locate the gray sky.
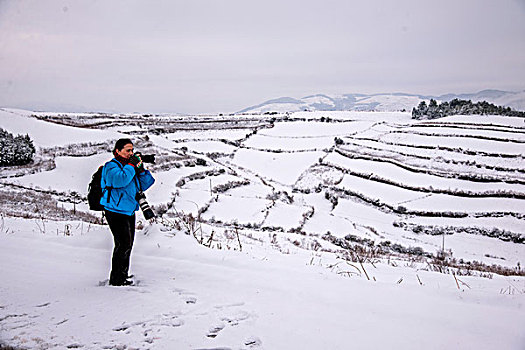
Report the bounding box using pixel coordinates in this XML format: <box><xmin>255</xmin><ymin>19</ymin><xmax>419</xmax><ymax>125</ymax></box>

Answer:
<box><xmin>1</xmin><ymin>0</ymin><xmax>524</xmax><ymax>114</ymax></box>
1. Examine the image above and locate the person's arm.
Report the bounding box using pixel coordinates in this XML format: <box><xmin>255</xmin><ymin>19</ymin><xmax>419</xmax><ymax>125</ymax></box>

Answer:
<box><xmin>137</xmin><ymin>170</ymin><xmax>155</xmax><ymax>191</ymax></box>
<box><xmin>105</xmin><ymin>162</ymin><xmax>136</xmax><ymax>188</ymax></box>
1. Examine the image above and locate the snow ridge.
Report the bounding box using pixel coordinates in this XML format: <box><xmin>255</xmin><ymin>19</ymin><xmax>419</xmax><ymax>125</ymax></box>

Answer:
<box><xmin>239</xmin><ymin>90</ymin><xmax>525</xmax><ymax>114</ymax></box>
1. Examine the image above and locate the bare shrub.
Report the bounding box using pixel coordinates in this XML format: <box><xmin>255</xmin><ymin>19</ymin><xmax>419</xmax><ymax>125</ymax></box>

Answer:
<box><xmin>323</xmin><ymin>232</ymin><xmax>524</xmax><ymax>277</ymax></box>
<box><xmin>0</xmin><ymin>187</ymin><xmax>101</xmax><ymax>224</ymax></box>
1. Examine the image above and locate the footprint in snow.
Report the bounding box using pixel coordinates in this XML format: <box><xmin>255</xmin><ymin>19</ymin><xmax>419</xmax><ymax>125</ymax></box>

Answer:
<box><xmin>171</xmin><ymin>287</ymin><xmax>198</xmax><ymax>304</ymax></box>
<box><xmin>207</xmin><ymin>323</ymin><xmax>226</xmax><ymax>338</ymax></box>
<box><xmin>220</xmin><ymin>310</ymin><xmax>250</xmax><ymax>326</ymax></box>
<box><xmin>112</xmin><ymin>312</ymin><xmax>184</xmax><ymax>346</ymax></box>
<box><xmin>244</xmin><ymin>336</ymin><xmax>263</xmax><ymax>348</ymax></box>
<box><xmin>35</xmin><ymin>302</ymin><xmax>51</xmax><ymax>308</ymax></box>
<box><xmin>206</xmin><ymin>309</ymin><xmax>253</xmax><ymax>340</ymax></box>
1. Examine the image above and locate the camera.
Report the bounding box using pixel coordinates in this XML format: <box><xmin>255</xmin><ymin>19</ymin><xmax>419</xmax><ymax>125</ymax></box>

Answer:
<box><xmin>134</xmin><ymin>152</ymin><xmax>155</xmax><ymax>164</ymax></box>
<box><xmin>136</xmin><ymin>191</ymin><xmax>155</xmax><ymax>220</ymax></box>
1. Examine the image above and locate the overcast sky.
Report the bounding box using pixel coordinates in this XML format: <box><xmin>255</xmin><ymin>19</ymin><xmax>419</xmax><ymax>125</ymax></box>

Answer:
<box><xmin>1</xmin><ymin>0</ymin><xmax>524</xmax><ymax>114</ymax></box>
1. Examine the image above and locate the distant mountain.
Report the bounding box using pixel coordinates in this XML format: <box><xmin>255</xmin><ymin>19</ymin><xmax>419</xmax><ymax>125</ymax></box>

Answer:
<box><xmin>238</xmin><ymin>90</ymin><xmax>525</xmax><ymax>114</ymax></box>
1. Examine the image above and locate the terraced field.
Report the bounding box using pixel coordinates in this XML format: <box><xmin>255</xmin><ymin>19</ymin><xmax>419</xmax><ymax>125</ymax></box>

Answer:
<box><xmin>1</xmin><ymin>109</ymin><xmax>524</xmax><ymax>269</ymax></box>
<box><xmin>166</xmin><ymin>112</ymin><xmax>524</xmax><ymax>267</ymax></box>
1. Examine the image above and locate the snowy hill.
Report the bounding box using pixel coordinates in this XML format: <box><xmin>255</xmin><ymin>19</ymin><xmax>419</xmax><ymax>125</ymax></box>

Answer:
<box><xmin>239</xmin><ymin>90</ymin><xmax>525</xmax><ymax>114</ymax></box>
<box><xmin>0</xmin><ymin>108</ymin><xmax>524</xmax><ymax>349</ymax></box>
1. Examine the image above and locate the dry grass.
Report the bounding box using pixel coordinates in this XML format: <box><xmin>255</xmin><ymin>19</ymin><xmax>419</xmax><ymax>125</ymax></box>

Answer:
<box><xmin>0</xmin><ymin>187</ymin><xmax>101</xmax><ymax>224</ymax></box>
<box><xmin>323</xmin><ymin>232</ymin><xmax>524</xmax><ymax>278</ymax></box>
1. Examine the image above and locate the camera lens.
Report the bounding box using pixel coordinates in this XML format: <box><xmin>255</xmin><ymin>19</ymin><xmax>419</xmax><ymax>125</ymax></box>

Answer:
<box><xmin>141</xmin><ymin>154</ymin><xmax>155</xmax><ymax>164</ymax></box>
<box><xmin>136</xmin><ymin>192</ymin><xmax>155</xmax><ymax>219</ymax></box>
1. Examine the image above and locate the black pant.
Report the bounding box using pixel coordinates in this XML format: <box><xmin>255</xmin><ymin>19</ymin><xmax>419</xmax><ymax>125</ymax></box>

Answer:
<box><xmin>105</xmin><ymin>210</ymin><xmax>135</xmax><ymax>284</ymax></box>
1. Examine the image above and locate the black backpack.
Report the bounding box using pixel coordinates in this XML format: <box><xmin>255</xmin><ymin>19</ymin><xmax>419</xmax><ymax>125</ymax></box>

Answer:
<box><xmin>87</xmin><ymin>159</ymin><xmax>122</xmax><ymax>211</ymax></box>
<box><xmin>87</xmin><ymin>165</ymin><xmax>105</xmax><ymax>211</ymax></box>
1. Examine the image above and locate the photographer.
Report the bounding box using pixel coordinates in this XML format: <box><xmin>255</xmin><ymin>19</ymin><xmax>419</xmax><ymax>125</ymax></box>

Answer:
<box><xmin>101</xmin><ymin>138</ymin><xmax>155</xmax><ymax>286</ymax></box>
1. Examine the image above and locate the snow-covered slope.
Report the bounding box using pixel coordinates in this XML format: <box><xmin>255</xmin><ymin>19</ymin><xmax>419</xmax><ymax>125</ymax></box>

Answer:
<box><xmin>0</xmin><ymin>108</ymin><xmax>125</xmax><ymax>148</ymax></box>
<box><xmin>239</xmin><ymin>90</ymin><xmax>525</xmax><ymax>114</ymax></box>
<box><xmin>0</xmin><ymin>108</ymin><xmax>125</xmax><ymax>147</ymax></box>
<box><xmin>1</xmin><ymin>217</ymin><xmax>523</xmax><ymax>349</ymax></box>
<box><xmin>484</xmin><ymin>90</ymin><xmax>525</xmax><ymax>111</ymax></box>
<box><xmin>1</xmin><ymin>109</ymin><xmax>524</xmax><ymax>349</ymax></box>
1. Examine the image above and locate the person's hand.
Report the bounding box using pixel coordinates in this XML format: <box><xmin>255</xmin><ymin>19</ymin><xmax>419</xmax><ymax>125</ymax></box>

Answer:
<box><xmin>134</xmin><ymin>153</ymin><xmax>146</xmax><ymax>173</ymax></box>
<box><xmin>128</xmin><ymin>154</ymin><xmax>143</xmax><ymax>170</ymax></box>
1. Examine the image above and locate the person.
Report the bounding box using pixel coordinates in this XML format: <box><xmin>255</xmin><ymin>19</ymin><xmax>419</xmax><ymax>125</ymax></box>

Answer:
<box><xmin>100</xmin><ymin>138</ymin><xmax>155</xmax><ymax>286</ymax></box>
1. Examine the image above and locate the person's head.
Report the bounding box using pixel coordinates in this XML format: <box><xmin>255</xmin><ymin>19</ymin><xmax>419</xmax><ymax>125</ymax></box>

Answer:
<box><xmin>113</xmin><ymin>138</ymin><xmax>134</xmax><ymax>160</ymax></box>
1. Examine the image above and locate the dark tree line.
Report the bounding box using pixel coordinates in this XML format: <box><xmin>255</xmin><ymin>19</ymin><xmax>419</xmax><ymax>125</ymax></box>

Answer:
<box><xmin>0</xmin><ymin>128</ymin><xmax>36</xmax><ymax>166</ymax></box>
<box><xmin>412</xmin><ymin>98</ymin><xmax>525</xmax><ymax>119</ymax></box>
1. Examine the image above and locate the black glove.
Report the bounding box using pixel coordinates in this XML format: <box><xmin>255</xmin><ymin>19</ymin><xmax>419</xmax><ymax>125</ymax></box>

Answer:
<box><xmin>128</xmin><ymin>154</ymin><xmax>143</xmax><ymax>168</ymax></box>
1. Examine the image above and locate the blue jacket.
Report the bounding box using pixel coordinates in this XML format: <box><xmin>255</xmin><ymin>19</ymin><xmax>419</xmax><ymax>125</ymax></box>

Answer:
<box><xmin>100</xmin><ymin>158</ymin><xmax>155</xmax><ymax>216</ymax></box>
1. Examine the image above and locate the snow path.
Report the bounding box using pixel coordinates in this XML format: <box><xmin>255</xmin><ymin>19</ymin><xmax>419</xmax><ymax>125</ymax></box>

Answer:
<box><xmin>1</xmin><ymin>219</ymin><xmax>524</xmax><ymax>349</ymax></box>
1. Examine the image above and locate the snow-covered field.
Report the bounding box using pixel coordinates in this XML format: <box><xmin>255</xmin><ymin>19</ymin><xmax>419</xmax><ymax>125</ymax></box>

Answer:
<box><xmin>1</xmin><ymin>108</ymin><xmax>524</xmax><ymax>349</ymax></box>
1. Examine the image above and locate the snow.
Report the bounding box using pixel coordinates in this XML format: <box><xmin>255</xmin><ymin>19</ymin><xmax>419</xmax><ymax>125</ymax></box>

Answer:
<box><xmin>380</xmin><ymin>132</ymin><xmax>524</xmax><ymax>156</ymax></box>
<box><xmin>12</xmin><ymin>154</ymin><xmax>110</xmax><ymax>193</ymax></box>
<box><xmin>244</xmin><ymin>102</ymin><xmax>305</xmax><ymax>114</ymax></box>
<box><xmin>226</xmin><ymin>182</ymin><xmax>273</xmax><ymax>199</ymax></box>
<box><xmin>231</xmin><ymin>149</ymin><xmax>325</xmax><ymax>185</ymax></box>
<box><xmin>337</xmin><ymin>173</ymin><xmax>524</xmax><ymax>213</ymax></box>
<box><xmin>202</xmin><ymin>183</ymin><xmax>272</xmax><ymax>224</ymax></box>
<box><xmin>294</xmin><ymin>165</ymin><xmax>344</xmax><ymax>190</ymax></box>
<box><xmin>343</xmin><ymin>137</ymin><xmax>524</xmax><ymax>172</ymax></box>
<box><xmin>177</xmin><ymin>140</ymin><xmax>238</xmax><ymax>154</ymax></box>
<box><xmin>242</xmin><ymin>120</ymin><xmax>374</xmax><ymax>151</ymax></box>
<box><xmin>403</xmin><ymin>215</ymin><xmax>525</xmax><ymax>238</ymax></box>
<box><xmin>262</xmin><ymin>202</ymin><xmax>310</xmax><ymax>230</ymax></box>
<box><xmin>173</xmin><ymin>188</ymin><xmax>213</xmax><ymax>217</ymax></box>
<box><xmin>1</xmin><ymin>218</ymin><xmax>524</xmax><ymax>349</ymax></box>
<box><xmin>147</xmin><ymin>167</ymin><xmax>209</xmax><ymax>205</ymax></box>
<box><xmin>261</xmin><ymin>121</ymin><xmax>370</xmax><ymax>137</ymax></box>
<box><xmin>242</xmin><ymin>91</ymin><xmax>525</xmax><ymax>114</ymax></box>
<box><xmin>355</xmin><ymin>94</ymin><xmax>425</xmax><ymax>111</ymax></box>
<box><xmin>325</xmin><ymin>152</ymin><xmax>525</xmax><ymax>194</ymax></box>
<box><xmin>490</xmin><ymin>91</ymin><xmax>525</xmax><ymax>112</ymax></box>
<box><xmin>407</xmin><ymin>125</ymin><xmax>525</xmax><ymax>141</ymax></box>
<box><xmin>436</xmin><ymin>114</ymin><xmax>525</xmax><ymax>128</ymax></box>
<box><xmin>292</xmin><ymin>110</ymin><xmax>412</xmax><ymax>122</ymax></box>
<box><xmin>203</xmin><ymin>195</ymin><xmax>268</xmax><ymax>224</ymax></box>
<box><xmin>1</xmin><ymin>109</ymin><xmax>525</xmax><ymax>349</ymax></box>
<box><xmin>174</xmin><ymin>172</ymin><xmax>244</xmax><ymax>215</ymax></box>
<box><xmin>166</xmin><ymin>129</ymin><xmax>251</xmax><ymax>142</ymax></box>
<box><xmin>302</xmin><ymin>95</ymin><xmax>336</xmax><ymax>106</ymax></box>
<box><xmin>244</xmin><ymin>134</ymin><xmax>334</xmax><ymax>151</ymax></box>
<box><xmin>0</xmin><ymin>108</ymin><xmax>124</xmax><ymax>148</ymax></box>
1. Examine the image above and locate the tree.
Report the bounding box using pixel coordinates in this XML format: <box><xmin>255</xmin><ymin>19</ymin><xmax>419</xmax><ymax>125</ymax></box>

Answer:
<box><xmin>412</xmin><ymin>98</ymin><xmax>525</xmax><ymax>119</ymax></box>
<box><xmin>0</xmin><ymin>128</ymin><xmax>36</xmax><ymax>166</ymax></box>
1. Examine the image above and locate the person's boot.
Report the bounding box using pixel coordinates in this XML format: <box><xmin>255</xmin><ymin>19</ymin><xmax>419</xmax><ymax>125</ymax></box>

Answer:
<box><xmin>109</xmin><ymin>278</ymin><xmax>133</xmax><ymax>286</ymax></box>
<box><xmin>120</xmin><ymin>279</ymin><xmax>134</xmax><ymax>286</ymax></box>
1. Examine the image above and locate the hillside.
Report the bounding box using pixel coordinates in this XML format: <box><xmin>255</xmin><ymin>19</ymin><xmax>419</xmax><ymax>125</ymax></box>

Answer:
<box><xmin>239</xmin><ymin>90</ymin><xmax>525</xmax><ymax>114</ymax></box>
<box><xmin>0</xmin><ymin>108</ymin><xmax>524</xmax><ymax>349</ymax></box>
